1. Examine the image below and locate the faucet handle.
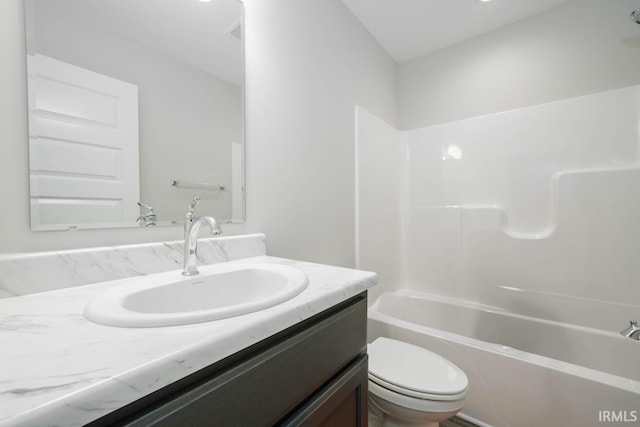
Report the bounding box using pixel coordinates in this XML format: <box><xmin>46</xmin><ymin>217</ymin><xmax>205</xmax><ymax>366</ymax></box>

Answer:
<box><xmin>138</xmin><ymin>201</ymin><xmax>153</xmax><ymax>213</ymax></box>
<box><xmin>212</xmin><ymin>222</ymin><xmax>223</xmax><ymax>235</ymax></box>
<box><xmin>621</xmin><ymin>320</ymin><xmax>640</xmax><ymax>339</ymax></box>
<box><xmin>187</xmin><ymin>196</ymin><xmax>201</xmax><ymax>214</ymax></box>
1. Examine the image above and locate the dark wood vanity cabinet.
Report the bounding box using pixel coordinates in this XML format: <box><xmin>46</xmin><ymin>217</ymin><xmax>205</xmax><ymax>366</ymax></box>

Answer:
<box><xmin>89</xmin><ymin>292</ymin><xmax>368</xmax><ymax>427</ymax></box>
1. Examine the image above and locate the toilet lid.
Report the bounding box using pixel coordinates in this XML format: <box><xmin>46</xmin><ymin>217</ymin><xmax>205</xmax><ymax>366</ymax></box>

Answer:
<box><xmin>368</xmin><ymin>337</ymin><xmax>468</xmax><ymax>398</ymax></box>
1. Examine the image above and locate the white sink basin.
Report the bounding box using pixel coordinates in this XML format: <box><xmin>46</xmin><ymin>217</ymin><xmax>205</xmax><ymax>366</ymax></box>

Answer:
<box><xmin>84</xmin><ymin>263</ymin><xmax>308</xmax><ymax>327</ymax></box>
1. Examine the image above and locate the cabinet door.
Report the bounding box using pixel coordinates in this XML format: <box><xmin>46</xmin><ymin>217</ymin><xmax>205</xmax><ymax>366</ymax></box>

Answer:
<box><xmin>281</xmin><ymin>354</ymin><xmax>368</xmax><ymax>427</ymax></box>
<box><xmin>103</xmin><ymin>296</ymin><xmax>367</xmax><ymax>427</ymax></box>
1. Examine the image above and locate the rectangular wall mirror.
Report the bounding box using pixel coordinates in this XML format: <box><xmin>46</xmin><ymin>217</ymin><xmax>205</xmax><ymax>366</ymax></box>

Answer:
<box><xmin>24</xmin><ymin>0</ymin><xmax>244</xmax><ymax>231</ymax></box>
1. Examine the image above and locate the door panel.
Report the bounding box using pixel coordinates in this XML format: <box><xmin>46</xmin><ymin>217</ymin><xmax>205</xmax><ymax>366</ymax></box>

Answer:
<box><xmin>28</xmin><ymin>54</ymin><xmax>140</xmax><ymax>230</ymax></box>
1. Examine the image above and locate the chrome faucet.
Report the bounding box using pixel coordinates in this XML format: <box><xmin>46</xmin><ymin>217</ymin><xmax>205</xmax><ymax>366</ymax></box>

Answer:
<box><xmin>182</xmin><ymin>198</ymin><xmax>222</xmax><ymax>276</ymax></box>
<box><xmin>136</xmin><ymin>202</ymin><xmax>156</xmax><ymax>227</ymax></box>
<box><xmin>620</xmin><ymin>320</ymin><xmax>640</xmax><ymax>340</ymax></box>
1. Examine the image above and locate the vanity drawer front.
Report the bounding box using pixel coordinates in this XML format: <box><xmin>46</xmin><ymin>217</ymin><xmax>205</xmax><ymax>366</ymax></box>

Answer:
<box><xmin>120</xmin><ymin>294</ymin><xmax>367</xmax><ymax>427</ymax></box>
<box><xmin>280</xmin><ymin>354</ymin><xmax>368</xmax><ymax>427</ymax></box>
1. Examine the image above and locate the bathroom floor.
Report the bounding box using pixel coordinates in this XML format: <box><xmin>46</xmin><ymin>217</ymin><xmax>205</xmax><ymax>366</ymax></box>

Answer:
<box><xmin>440</xmin><ymin>416</ymin><xmax>479</xmax><ymax>427</ymax></box>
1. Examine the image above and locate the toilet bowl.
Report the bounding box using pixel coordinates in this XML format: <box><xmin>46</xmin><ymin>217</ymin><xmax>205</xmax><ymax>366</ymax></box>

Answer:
<box><xmin>367</xmin><ymin>337</ymin><xmax>468</xmax><ymax>427</ymax></box>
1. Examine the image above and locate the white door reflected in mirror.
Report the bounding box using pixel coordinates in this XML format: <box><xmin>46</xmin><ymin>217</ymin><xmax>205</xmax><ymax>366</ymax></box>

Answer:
<box><xmin>28</xmin><ymin>54</ymin><xmax>140</xmax><ymax>230</ymax></box>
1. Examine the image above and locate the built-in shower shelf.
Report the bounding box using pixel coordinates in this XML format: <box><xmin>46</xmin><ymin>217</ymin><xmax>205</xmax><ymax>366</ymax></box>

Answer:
<box><xmin>418</xmin><ymin>164</ymin><xmax>640</xmax><ymax>240</ymax></box>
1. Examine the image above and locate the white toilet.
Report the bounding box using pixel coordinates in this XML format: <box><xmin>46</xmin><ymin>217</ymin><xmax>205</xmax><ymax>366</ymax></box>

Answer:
<box><xmin>367</xmin><ymin>337</ymin><xmax>469</xmax><ymax>427</ymax></box>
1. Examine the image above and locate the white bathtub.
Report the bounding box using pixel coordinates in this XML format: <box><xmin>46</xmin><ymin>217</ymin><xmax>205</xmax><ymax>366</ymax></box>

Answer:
<box><xmin>368</xmin><ymin>290</ymin><xmax>640</xmax><ymax>427</ymax></box>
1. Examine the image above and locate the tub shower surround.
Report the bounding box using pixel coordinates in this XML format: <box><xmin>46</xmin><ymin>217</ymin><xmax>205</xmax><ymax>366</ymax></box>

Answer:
<box><xmin>402</xmin><ymin>85</ymin><xmax>640</xmax><ymax>332</ymax></box>
<box><xmin>357</xmin><ymin>85</ymin><xmax>640</xmax><ymax>427</ymax></box>
<box><xmin>0</xmin><ymin>252</ymin><xmax>377</xmax><ymax>426</ymax></box>
<box><xmin>359</xmin><ymin>85</ymin><xmax>640</xmax><ymax>328</ymax></box>
<box><xmin>0</xmin><ymin>233</ymin><xmax>266</xmax><ymax>298</ymax></box>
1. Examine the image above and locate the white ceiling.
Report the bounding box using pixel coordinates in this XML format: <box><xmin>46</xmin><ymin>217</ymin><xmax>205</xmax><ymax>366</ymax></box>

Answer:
<box><xmin>340</xmin><ymin>0</ymin><xmax>576</xmax><ymax>64</ymax></box>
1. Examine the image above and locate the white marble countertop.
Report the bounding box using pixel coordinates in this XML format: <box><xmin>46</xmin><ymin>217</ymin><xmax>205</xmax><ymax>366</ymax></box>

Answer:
<box><xmin>0</xmin><ymin>256</ymin><xmax>377</xmax><ymax>427</ymax></box>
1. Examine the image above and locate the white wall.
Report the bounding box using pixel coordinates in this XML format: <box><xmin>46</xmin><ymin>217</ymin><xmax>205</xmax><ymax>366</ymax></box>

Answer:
<box><xmin>0</xmin><ymin>0</ymin><xmax>397</xmax><ymax>261</ymax></box>
<box><xmin>243</xmin><ymin>0</ymin><xmax>397</xmax><ymax>267</ymax></box>
<box><xmin>399</xmin><ymin>0</ymin><xmax>640</xmax><ymax>129</ymax></box>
